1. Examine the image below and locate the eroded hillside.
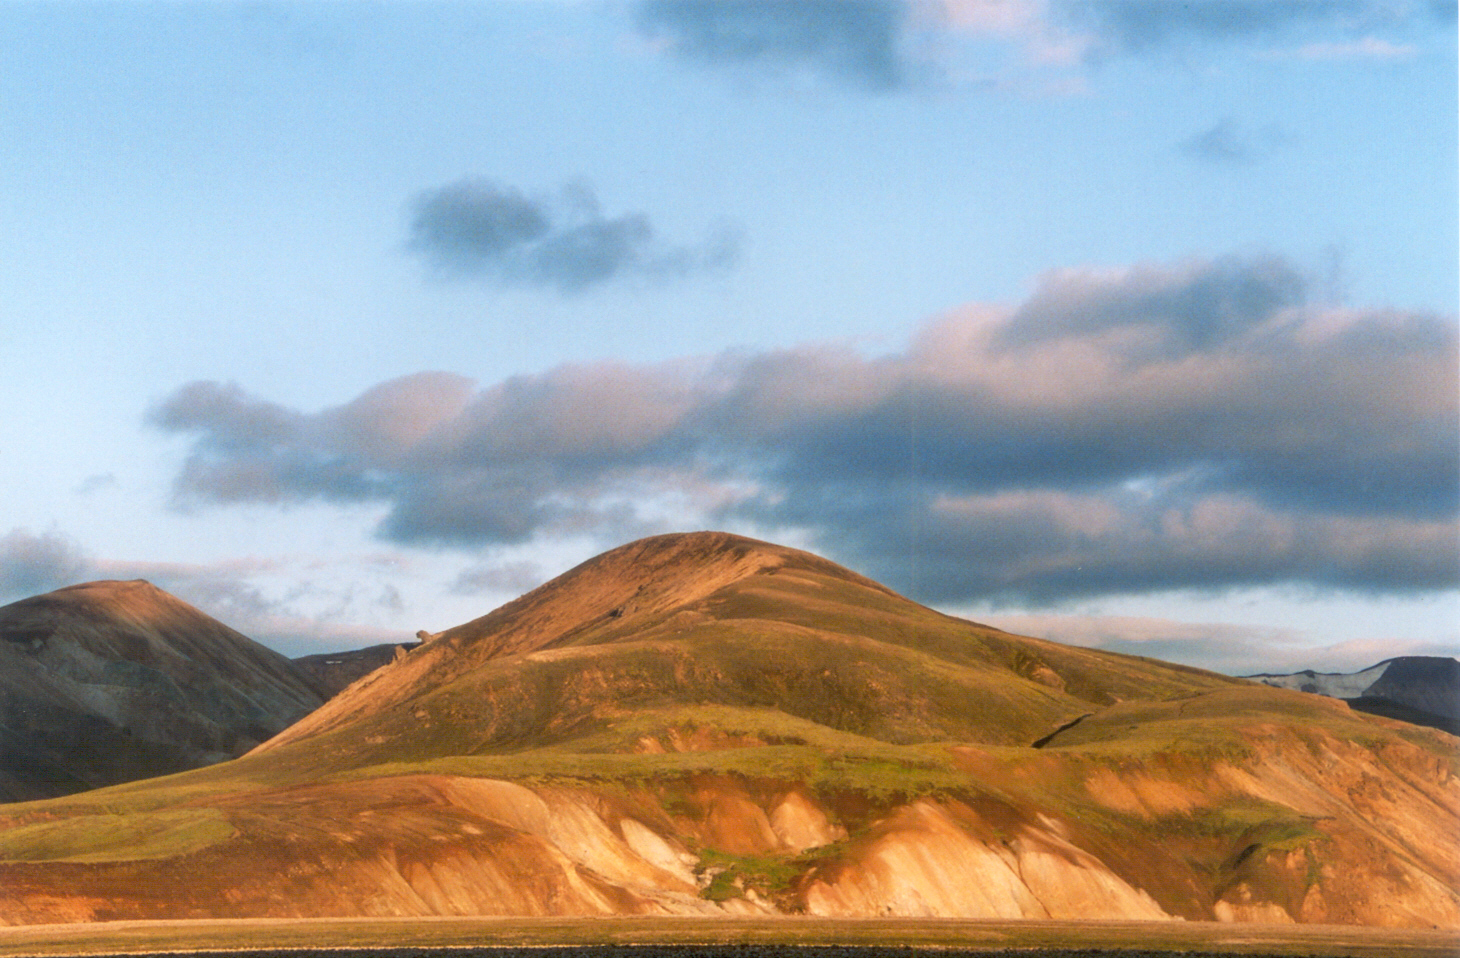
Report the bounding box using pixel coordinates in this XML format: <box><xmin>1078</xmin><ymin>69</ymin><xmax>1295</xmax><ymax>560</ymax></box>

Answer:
<box><xmin>0</xmin><ymin>533</ymin><xmax>1455</xmax><ymax>927</ymax></box>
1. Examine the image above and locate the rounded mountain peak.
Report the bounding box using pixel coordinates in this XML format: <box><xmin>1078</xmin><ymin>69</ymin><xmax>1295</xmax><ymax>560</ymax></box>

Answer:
<box><xmin>431</xmin><ymin>530</ymin><xmax>890</xmax><ymax>658</ymax></box>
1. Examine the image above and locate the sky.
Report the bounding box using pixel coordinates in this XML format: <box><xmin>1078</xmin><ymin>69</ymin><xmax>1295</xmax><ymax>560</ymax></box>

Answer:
<box><xmin>1</xmin><ymin>0</ymin><xmax>1456</xmax><ymax>676</ymax></box>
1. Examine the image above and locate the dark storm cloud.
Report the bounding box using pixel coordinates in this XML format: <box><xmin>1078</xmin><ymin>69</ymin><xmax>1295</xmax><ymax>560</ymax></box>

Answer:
<box><xmin>151</xmin><ymin>255</ymin><xmax>1459</xmax><ymax>604</ymax></box>
<box><xmin>408</xmin><ymin>179</ymin><xmax>739</xmax><ymax>294</ymax></box>
<box><xmin>637</xmin><ymin>0</ymin><xmax>910</xmax><ymax>89</ymax></box>
<box><xmin>0</xmin><ymin>529</ymin><xmax>90</xmax><ymax>600</ymax></box>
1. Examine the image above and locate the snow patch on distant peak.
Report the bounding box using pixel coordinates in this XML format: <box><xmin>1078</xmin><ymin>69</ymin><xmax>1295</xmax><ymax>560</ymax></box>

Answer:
<box><xmin>1246</xmin><ymin>660</ymin><xmax>1392</xmax><ymax>699</ymax></box>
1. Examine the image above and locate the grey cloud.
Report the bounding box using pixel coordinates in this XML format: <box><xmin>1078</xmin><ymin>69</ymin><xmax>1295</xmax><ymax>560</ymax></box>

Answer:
<box><xmin>408</xmin><ymin>178</ymin><xmax>739</xmax><ymax>293</ymax></box>
<box><xmin>0</xmin><ymin>529</ymin><xmax>91</xmax><ymax>600</ymax></box>
<box><xmin>451</xmin><ymin>561</ymin><xmax>546</xmax><ymax>596</ymax></box>
<box><xmin>151</xmin><ymin>254</ymin><xmax>1458</xmax><ymax>605</ymax></box>
<box><xmin>1000</xmin><ymin>254</ymin><xmax>1306</xmax><ymax>353</ymax></box>
<box><xmin>1058</xmin><ymin>0</ymin><xmax>1377</xmax><ymax>51</ymax></box>
<box><xmin>755</xmin><ymin>487</ymin><xmax>1458</xmax><ymax>606</ymax></box>
<box><xmin>637</xmin><ymin>0</ymin><xmax>910</xmax><ymax>89</ymax></box>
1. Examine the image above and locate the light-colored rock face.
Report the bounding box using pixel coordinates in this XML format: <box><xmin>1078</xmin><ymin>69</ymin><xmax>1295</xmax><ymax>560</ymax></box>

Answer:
<box><xmin>769</xmin><ymin>791</ymin><xmax>845</xmax><ymax>852</ymax></box>
<box><xmin>801</xmin><ymin>800</ymin><xmax>1171</xmax><ymax>921</ymax></box>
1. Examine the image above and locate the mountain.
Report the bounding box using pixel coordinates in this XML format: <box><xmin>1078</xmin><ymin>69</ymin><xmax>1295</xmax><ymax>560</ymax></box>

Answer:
<box><xmin>0</xmin><ymin>580</ymin><xmax>326</xmax><ymax>802</ymax></box>
<box><xmin>1249</xmin><ymin>657</ymin><xmax>1460</xmax><ymax>735</ymax></box>
<box><xmin>293</xmin><ymin>642</ymin><xmax>419</xmax><ymax>698</ymax></box>
<box><xmin>0</xmin><ymin>534</ymin><xmax>1455</xmax><ymax>927</ymax></box>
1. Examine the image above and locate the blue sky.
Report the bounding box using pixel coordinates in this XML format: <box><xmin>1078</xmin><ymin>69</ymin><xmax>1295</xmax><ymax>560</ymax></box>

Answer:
<box><xmin>1</xmin><ymin>0</ymin><xmax>1455</xmax><ymax>675</ymax></box>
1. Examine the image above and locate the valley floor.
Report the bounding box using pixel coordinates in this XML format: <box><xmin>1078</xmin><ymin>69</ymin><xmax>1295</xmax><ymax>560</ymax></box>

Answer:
<box><xmin>0</xmin><ymin>918</ymin><xmax>1455</xmax><ymax>958</ymax></box>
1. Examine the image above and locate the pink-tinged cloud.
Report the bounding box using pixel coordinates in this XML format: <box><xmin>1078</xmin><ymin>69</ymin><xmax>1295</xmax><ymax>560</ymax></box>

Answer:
<box><xmin>977</xmin><ymin>610</ymin><xmax>1459</xmax><ymax>676</ymax></box>
<box><xmin>150</xmin><ymin>254</ymin><xmax>1458</xmax><ymax>605</ymax></box>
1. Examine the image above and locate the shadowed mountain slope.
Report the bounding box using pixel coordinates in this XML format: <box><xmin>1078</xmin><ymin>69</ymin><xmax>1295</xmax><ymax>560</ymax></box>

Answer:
<box><xmin>0</xmin><ymin>580</ymin><xmax>325</xmax><ymax>802</ymax></box>
<box><xmin>0</xmin><ymin>534</ymin><xmax>1456</xmax><ymax>927</ymax></box>
<box><xmin>293</xmin><ymin>642</ymin><xmax>419</xmax><ymax>698</ymax></box>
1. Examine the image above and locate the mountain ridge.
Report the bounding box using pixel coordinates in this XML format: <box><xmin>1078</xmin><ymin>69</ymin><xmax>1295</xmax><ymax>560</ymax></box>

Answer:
<box><xmin>0</xmin><ymin>533</ymin><xmax>1456</xmax><ymax>927</ymax></box>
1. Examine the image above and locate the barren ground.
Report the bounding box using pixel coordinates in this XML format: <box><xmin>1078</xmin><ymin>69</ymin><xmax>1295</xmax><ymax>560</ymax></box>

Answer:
<box><xmin>0</xmin><ymin>918</ymin><xmax>1455</xmax><ymax>958</ymax></box>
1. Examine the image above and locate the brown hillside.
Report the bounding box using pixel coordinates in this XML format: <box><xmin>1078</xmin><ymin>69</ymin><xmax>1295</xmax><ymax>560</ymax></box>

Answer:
<box><xmin>0</xmin><ymin>534</ymin><xmax>1455</xmax><ymax>928</ymax></box>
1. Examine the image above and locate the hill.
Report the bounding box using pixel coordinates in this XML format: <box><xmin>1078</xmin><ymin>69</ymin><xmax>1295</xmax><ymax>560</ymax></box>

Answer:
<box><xmin>0</xmin><ymin>580</ymin><xmax>325</xmax><ymax>802</ymax></box>
<box><xmin>292</xmin><ymin>642</ymin><xmax>419</xmax><ymax>698</ymax></box>
<box><xmin>0</xmin><ymin>534</ymin><xmax>1455</xmax><ymax>927</ymax></box>
<box><xmin>1249</xmin><ymin>657</ymin><xmax>1460</xmax><ymax>735</ymax></box>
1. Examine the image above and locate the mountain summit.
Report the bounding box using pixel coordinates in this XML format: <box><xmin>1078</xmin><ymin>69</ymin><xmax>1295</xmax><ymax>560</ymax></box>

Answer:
<box><xmin>256</xmin><ymin>531</ymin><xmax>1233</xmax><ymax>761</ymax></box>
<box><xmin>0</xmin><ymin>579</ymin><xmax>324</xmax><ymax>801</ymax></box>
<box><xmin>1</xmin><ymin>534</ymin><xmax>1456</xmax><ymax>926</ymax></box>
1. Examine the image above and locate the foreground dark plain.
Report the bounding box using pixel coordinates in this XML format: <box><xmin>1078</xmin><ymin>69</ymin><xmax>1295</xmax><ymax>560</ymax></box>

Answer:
<box><xmin>0</xmin><ymin>918</ymin><xmax>1456</xmax><ymax>958</ymax></box>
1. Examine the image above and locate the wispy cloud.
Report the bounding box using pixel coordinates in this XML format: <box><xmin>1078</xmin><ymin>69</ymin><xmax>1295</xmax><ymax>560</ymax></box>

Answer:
<box><xmin>1179</xmin><ymin>117</ymin><xmax>1293</xmax><ymax>164</ymax></box>
<box><xmin>1271</xmin><ymin>36</ymin><xmax>1420</xmax><ymax>61</ymax></box>
<box><xmin>408</xmin><ymin>178</ymin><xmax>739</xmax><ymax>294</ymax></box>
<box><xmin>634</xmin><ymin>1</ymin><xmax>1452</xmax><ymax>93</ymax></box>
<box><xmin>979</xmin><ymin>609</ymin><xmax>1459</xmax><ymax>675</ymax></box>
<box><xmin>1054</xmin><ymin>0</ymin><xmax>1444</xmax><ymax>52</ymax></box>
<box><xmin>151</xmin><ymin>253</ymin><xmax>1458</xmax><ymax>607</ymax></box>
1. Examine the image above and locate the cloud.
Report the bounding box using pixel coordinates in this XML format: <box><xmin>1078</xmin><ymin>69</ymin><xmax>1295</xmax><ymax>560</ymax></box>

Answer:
<box><xmin>89</xmin><ymin>555</ymin><xmax>412</xmax><ymax>657</ymax></box>
<box><xmin>1277</xmin><ymin>37</ymin><xmax>1420</xmax><ymax>60</ymax></box>
<box><xmin>451</xmin><ymin>561</ymin><xmax>547</xmax><ymax>597</ymax></box>
<box><xmin>978</xmin><ymin>609</ymin><xmax>1460</xmax><ymax>675</ymax></box>
<box><xmin>408</xmin><ymin>179</ymin><xmax>739</xmax><ymax>293</ymax></box>
<box><xmin>1179</xmin><ymin>118</ymin><xmax>1293</xmax><ymax>164</ymax></box>
<box><xmin>1056</xmin><ymin>0</ymin><xmax>1402</xmax><ymax>51</ymax></box>
<box><xmin>0</xmin><ymin>529</ymin><xmax>92</xmax><ymax>600</ymax></box>
<box><xmin>637</xmin><ymin>0</ymin><xmax>911</xmax><ymax>89</ymax></box>
<box><xmin>151</xmin><ymin>253</ymin><xmax>1458</xmax><ymax>606</ymax></box>
<box><xmin>634</xmin><ymin>2</ymin><xmax>1451</xmax><ymax>94</ymax></box>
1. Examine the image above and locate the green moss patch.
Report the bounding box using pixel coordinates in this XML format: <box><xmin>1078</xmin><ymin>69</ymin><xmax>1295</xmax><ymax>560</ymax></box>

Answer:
<box><xmin>0</xmin><ymin>807</ymin><xmax>234</xmax><ymax>863</ymax></box>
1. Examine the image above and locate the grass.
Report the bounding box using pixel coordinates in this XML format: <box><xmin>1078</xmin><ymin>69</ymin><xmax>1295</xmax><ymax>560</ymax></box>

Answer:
<box><xmin>0</xmin><ymin>916</ymin><xmax>1456</xmax><ymax>958</ymax></box>
<box><xmin>324</xmin><ymin>738</ymin><xmax>973</xmax><ymax>804</ymax></box>
<box><xmin>0</xmin><ymin>808</ymin><xmax>234</xmax><ymax>863</ymax></box>
<box><xmin>694</xmin><ymin>848</ymin><xmax>804</xmax><ymax>903</ymax></box>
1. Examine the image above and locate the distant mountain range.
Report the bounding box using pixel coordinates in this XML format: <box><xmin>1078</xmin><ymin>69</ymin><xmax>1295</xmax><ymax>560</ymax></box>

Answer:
<box><xmin>0</xmin><ymin>533</ymin><xmax>1455</xmax><ymax>928</ymax></box>
<box><xmin>1247</xmin><ymin>657</ymin><xmax>1460</xmax><ymax>735</ymax></box>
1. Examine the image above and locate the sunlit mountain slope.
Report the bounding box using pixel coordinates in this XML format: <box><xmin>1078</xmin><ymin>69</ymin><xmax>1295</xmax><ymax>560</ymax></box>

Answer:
<box><xmin>0</xmin><ymin>534</ymin><xmax>1454</xmax><ymax>927</ymax></box>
